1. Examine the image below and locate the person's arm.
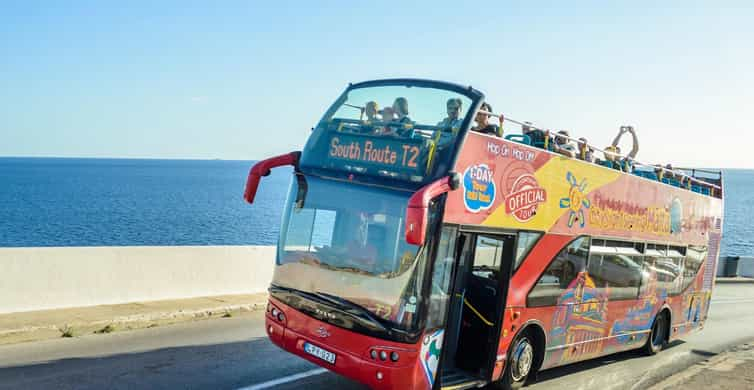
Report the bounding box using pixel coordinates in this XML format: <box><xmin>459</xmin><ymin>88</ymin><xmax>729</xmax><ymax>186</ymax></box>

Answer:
<box><xmin>627</xmin><ymin>127</ymin><xmax>639</xmax><ymax>159</ymax></box>
<box><xmin>611</xmin><ymin>128</ymin><xmax>626</xmax><ymax>147</ymax></box>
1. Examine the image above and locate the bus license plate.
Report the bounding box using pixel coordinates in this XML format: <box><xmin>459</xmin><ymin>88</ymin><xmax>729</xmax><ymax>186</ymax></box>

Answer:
<box><xmin>304</xmin><ymin>342</ymin><xmax>336</xmax><ymax>364</ymax></box>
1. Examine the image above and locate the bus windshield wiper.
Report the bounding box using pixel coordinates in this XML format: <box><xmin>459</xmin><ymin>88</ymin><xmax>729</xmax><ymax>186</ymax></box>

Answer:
<box><xmin>314</xmin><ymin>291</ymin><xmax>389</xmax><ymax>332</ymax></box>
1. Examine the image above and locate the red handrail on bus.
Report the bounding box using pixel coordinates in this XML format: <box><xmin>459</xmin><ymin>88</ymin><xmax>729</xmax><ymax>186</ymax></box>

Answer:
<box><xmin>405</xmin><ymin>174</ymin><xmax>457</xmax><ymax>245</ymax></box>
<box><xmin>244</xmin><ymin>152</ymin><xmax>300</xmax><ymax>204</ymax></box>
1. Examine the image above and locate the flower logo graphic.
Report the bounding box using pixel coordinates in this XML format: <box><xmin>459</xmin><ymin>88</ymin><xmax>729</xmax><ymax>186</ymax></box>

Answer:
<box><xmin>559</xmin><ymin>172</ymin><xmax>590</xmax><ymax>228</ymax></box>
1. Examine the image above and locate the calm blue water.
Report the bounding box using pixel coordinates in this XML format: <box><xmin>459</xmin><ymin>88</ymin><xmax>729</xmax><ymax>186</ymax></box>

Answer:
<box><xmin>0</xmin><ymin>158</ymin><xmax>290</xmax><ymax>247</ymax></box>
<box><xmin>0</xmin><ymin>158</ymin><xmax>752</xmax><ymax>256</ymax></box>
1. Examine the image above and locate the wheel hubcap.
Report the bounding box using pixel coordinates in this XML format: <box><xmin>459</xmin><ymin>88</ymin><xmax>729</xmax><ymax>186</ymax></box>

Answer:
<box><xmin>511</xmin><ymin>339</ymin><xmax>533</xmax><ymax>382</ymax></box>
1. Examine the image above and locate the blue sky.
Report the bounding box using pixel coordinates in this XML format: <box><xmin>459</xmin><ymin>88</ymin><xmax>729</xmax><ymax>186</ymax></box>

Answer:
<box><xmin>2</xmin><ymin>1</ymin><xmax>752</xmax><ymax>168</ymax></box>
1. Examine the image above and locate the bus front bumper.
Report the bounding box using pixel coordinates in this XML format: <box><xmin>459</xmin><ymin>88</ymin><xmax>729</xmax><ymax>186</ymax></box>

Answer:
<box><xmin>264</xmin><ymin>299</ymin><xmax>425</xmax><ymax>389</ymax></box>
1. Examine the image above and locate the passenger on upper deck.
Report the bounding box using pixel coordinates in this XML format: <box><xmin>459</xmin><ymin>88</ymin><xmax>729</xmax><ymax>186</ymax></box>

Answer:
<box><xmin>599</xmin><ymin>126</ymin><xmax>639</xmax><ymax>172</ymax></box>
<box><xmin>577</xmin><ymin>137</ymin><xmax>595</xmax><ymax>163</ymax></box>
<box><xmin>471</xmin><ymin>102</ymin><xmax>502</xmax><ymax>137</ymax></box>
<box><xmin>436</xmin><ymin>98</ymin><xmax>464</xmax><ymax>146</ymax></box>
<box><xmin>657</xmin><ymin>163</ymin><xmax>683</xmax><ymax>182</ymax></box>
<box><xmin>438</xmin><ymin>98</ymin><xmax>464</xmax><ymax>129</ymax></box>
<box><xmin>553</xmin><ymin>130</ymin><xmax>577</xmax><ymax>158</ymax></box>
<box><xmin>522</xmin><ymin>122</ymin><xmax>551</xmax><ymax>150</ymax></box>
<box><xmin>392</xmin><ymin>97</ymin><xmax>415</xmax><ymax>138</ymax></box>
<box><xmin>375</xmin><ymin>106</ymin><xmax>397</xmax><ymax>136</ymax></box>
<box><xmin>611</xmin><ymin>126</ymin><xmax>639</xmax><ymax>159</ymax></box>
<box><xmin>364</xmin><ymin>101</ymin><xmax>379</xmax><ymax>123</ymax></box>
<box><xmin>600</xmin><ymin>146</ymin><xmax>634</xmax><ymax>172</ymax></box>
<box><xmin>357</xmin><ymin>101</ymin><xmax>381</xmax><ymax>135</ymax></box>
<box><xmin>393</xmin><ymin>97</ymin><xmax>411</xmax><ymax>124</ymax></box>
<box><xmin>381</xmin><ymin>106</ymin><xmax>395</xmax><ymax>123</ymax></box>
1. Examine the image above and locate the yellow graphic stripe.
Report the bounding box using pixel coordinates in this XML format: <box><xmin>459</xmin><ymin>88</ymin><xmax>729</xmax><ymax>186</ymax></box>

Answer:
<box><xmin>483</xmin><ymin>156</ymin><xmax>622</xmax><ymax>231</ymax></box>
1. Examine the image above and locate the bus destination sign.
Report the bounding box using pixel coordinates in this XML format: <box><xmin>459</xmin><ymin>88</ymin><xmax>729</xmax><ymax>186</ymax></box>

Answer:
<box><xmin>326</xmin><ymin>133</ymin><xmax>428</xmax><ymax>176</ymax></box>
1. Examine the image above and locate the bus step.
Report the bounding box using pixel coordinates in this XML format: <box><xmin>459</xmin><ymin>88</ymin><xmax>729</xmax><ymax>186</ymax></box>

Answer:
<box><xmin>440</xmin><ymin>368</ymin><xmax>486</xmax><ymax>390</ymax></box>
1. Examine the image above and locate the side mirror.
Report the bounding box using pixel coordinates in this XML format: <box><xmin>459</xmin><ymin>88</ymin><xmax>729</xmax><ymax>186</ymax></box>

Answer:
<box><xmin>405</xmin><ymin>173</ymin><xmax>459</xmax><ymax>245</ymax></box>
<box><xmin>244</xmin><ymin>152</ymin><xmax>301</xmax><ymax>204</ymax></box>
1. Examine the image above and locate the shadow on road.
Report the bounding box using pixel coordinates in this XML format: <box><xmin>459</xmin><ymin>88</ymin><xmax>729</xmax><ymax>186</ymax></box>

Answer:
<box><xmin>0</xmin><ymin>338</ymin><xmax>361</xmax><ymax>390</ymax></box>
<box><xmin>529</xmin><ymin>340</ymin><xmax>686</xmax><ymax>386</ymax></box>
<box><xmin>0</xmin><ymin>332</ymin><xmax>703</xmax><ymax>390</ymax></box>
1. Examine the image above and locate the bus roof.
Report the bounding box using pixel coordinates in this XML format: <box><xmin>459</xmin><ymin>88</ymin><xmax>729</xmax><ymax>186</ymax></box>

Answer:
<box><xmin>349</xmin><ymin>78</ymin><xmax>485</xmax><ymax>100</ymax></box>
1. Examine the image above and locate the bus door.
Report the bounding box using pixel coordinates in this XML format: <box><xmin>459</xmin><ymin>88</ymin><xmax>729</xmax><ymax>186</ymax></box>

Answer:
<box><xmin>439</xmin><ymin>230</ymin><xmax>516</xmax><ymax>388</ymax></box>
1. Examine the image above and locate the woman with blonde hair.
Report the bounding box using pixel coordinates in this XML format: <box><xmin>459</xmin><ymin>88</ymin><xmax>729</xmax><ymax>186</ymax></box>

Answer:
<box><xmin>392</xmin><ymin>97</ymin><xmax>410</xmax><ymax>123</ymax></box>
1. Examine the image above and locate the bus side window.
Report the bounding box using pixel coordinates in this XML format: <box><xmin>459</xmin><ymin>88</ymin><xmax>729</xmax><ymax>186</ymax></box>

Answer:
<box><xmin>527</xmin><ymin>237</ymin><xmax>590</xmax><ymax>307</ymax></box>
<box><xmin>640</xmin><ymin>256</ymin><xmax>656</xmax><ymax>297</ymax></box>
<box><xmin>514</xmin><ymin>231</ymin><xmax>543</xmax><ymax>272</ymax></box>
<box><xmin>680</xmin><ymin>246</ymin><xmax>707</xmax><ymax>292</ymax></box>
<box><xmin>588</xmin><ymin>253</ymin><xmax>643</xmax><ymax>300</ymax></box>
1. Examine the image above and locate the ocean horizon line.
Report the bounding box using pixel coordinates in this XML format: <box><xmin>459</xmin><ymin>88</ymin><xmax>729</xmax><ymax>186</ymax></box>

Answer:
<box><xmin>2</xmin><ymin>155</ymin><xmax>753</xmax><ymax>171</ymax></box>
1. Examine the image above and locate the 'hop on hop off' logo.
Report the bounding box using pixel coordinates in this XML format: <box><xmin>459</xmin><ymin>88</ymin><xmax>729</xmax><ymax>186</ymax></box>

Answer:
<box><xmin>501</xmin><ymin>162</ymin><xmax>547</xmax><ymax>222</ymax></box>
<box><xmin>463</xmin><ymin>164</ymin><xmax>496</xmax><ymax>213</ymax></box>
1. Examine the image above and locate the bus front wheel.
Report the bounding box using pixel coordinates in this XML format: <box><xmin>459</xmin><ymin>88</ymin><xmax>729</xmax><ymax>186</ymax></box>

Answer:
<box><xmin>496</xmin><ymin>331</ymin><xmax>536</xmax><ymax>389</ymax></box>
<box><xmin>643</xmin><ymin>311</ymin><xmax>668</xmax><ymax>355</ymax></box>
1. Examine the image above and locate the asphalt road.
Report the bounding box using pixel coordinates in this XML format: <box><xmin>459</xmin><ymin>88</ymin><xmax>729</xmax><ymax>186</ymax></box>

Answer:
<box><xmin>1</xmin><ymin>283</ymin><xmax>754</xmax><ymax>390</ymax></box>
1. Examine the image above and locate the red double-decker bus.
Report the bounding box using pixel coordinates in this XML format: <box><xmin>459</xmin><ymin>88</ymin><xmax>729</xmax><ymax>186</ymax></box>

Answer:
<box><xmin>244</xmin><ymin>79</ymin><xmax>724</xmax><ymax>390</ymax></box>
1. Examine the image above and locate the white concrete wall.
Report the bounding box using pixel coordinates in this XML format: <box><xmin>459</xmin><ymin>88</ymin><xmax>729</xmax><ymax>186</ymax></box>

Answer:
<box><xmin>0</xmin><ymin>246</ymin><xmax>276</xmax><ymax>314</ymax></box>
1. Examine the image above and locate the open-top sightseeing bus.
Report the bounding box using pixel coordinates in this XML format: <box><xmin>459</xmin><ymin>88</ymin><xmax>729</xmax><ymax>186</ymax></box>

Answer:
<box><xmin>244</xmin><ymin>79</ymin><xmax>724</xmax><ymax>390</ymax></box>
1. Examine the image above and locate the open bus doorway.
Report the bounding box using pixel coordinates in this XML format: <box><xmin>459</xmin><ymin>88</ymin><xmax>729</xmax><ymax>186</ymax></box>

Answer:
<box><xmin>440</xmin><ymin>230</ymin><xmax>516</xmax><ymax>388</ymax></box>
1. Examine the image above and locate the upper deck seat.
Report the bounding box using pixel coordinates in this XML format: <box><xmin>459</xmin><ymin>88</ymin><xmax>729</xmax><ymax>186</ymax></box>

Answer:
<box><xmin>702</xmin><ymin>187</ymin><xmax>711</xmax><ymax>195</ymax></box>
<box><xmin>504</xmin><ymin>134</ymin><xmax>531</xmax><ymax>145</ymax></box>
<box><xmin>634</xmin><ymin>170</ymin><xmax>658</xmax><ymax>181</ymax></box>
<box><xmin>526</xmin><ymin>130</ymin><xmax>553</xmax><ymax>151</ymax></box>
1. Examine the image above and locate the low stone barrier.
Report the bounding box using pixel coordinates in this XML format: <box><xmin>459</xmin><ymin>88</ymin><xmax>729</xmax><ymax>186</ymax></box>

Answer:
<box><xmin>738</xmin><ymin>257</ymin><xmax>754</xmax><ymax>278</ymax></box>
<box><xmin>0</xmin><ymin>246</ymin><xmax>276</xmax><ymax>314</ymax></box>
<box><xmin>1</xmin><ymin>246</ymin><xmax>747</xmax><ymax>314</ymax></box>
<box><xmin>717</xmin><ymin>256</ymin><xmax>754</xmax><ymax>278</ymax></box>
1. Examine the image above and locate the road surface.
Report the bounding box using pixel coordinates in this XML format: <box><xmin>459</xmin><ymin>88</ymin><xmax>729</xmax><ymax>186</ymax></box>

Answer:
<box><xmin>1</xmin><ymin>283</ymin><xmax>754</xmax><ymax>390</ymax></box>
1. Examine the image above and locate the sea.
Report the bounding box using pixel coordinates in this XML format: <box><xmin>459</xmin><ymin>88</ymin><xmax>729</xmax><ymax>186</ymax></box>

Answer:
<box><xmin>1</xmin><ymin>158</ymin><xmax>752</xmax><ymax>256</ymax></box>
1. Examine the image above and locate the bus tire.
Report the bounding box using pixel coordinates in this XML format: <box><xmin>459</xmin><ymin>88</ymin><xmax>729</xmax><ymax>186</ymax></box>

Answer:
<box><xmin>643</xmin><ymin>310</ymin><xmax>668</xmax><ymax>355</ymax></box>
<box><xmin>496</xmin><ymin>330</ymin><xmax>537</xmax><ymax>389</ymax></box>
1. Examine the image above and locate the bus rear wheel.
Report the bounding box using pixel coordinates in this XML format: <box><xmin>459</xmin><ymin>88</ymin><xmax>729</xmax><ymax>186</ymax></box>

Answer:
<box><xmin>643</xmin><ymin>311</ymin><xmax>668</xmax><ymax>355</ymax></box>
<box><xmin>496</xmin><ymin>332</ymin><xmax>536</xmax><ymax>389</ymax></box>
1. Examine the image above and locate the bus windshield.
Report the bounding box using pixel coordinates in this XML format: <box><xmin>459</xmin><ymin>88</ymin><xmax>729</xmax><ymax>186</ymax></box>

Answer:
<box><xmin>300</xmin><ymin>81</ymin><xmax>476</xmax><ymax>187</ymax></box>
<box><xmin>273</xmin><ymin>175</ymin><xmax>431</xmax><ymax>332</ymax></box>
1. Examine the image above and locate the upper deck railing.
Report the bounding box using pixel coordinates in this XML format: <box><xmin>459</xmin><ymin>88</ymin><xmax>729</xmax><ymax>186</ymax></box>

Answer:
<box><xmin>478</xmin><ymin>109</ymin><xmax>723</xmax><ymax>197</ymax></box>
